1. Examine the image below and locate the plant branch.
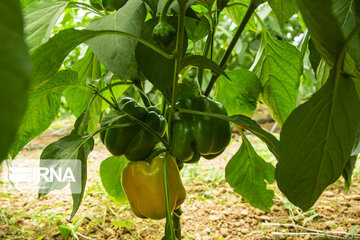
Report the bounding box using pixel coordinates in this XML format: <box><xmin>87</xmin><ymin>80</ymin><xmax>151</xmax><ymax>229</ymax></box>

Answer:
<box><xmin>204</xmin><ymin>0</ymin><xmax>260</xmax><ymax>96</ymax></box>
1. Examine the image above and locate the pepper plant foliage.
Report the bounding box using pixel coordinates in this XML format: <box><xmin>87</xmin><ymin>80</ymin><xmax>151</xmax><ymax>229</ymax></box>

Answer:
<box><xmin>1</xmin><ymin>0</ymin><xmax>360</xmax><ymax>237</ymax></box>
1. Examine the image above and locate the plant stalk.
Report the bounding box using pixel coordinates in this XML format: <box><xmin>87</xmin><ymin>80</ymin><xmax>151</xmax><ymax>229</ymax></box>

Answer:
<box><xmin>204</xmin><ymin>0</ymin><xmax>260</xmax><ymax>96</ymax></box>
<box><xmin>167</xmin><ymin>0</ymin><xmax>186</xmax><ymax>144</ymax></box>
<box><xmin>165</xmin><ymin>0</ymin><xmax>186</xmax><ymax>238</ymax></box>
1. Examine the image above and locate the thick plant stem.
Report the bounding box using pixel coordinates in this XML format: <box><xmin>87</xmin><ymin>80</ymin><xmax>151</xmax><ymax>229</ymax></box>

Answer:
<box><xmin>173</xmin><ymin>208</ymin><xmax>183</xmax><ymax>239</ymax></box>
<box><xmin>165</xmin><ymin>0</ymin><xmax>186</xmax><ymax>238</ymax></box>
<box><xmin>204</xmin><ymin>0</ymin><xmax>260</xmax><ymax>96</ymax></box>
<box><xmin>167</xmin><ymin>0</ymin><xmax>186</xmax><ymax>144</ymax></box>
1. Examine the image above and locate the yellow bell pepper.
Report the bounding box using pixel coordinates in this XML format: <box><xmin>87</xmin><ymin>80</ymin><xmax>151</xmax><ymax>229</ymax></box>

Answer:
<box><xmin>121</xmin><ymin>154</ymin><xmax>186</xmax><ymax>220</ymax></box>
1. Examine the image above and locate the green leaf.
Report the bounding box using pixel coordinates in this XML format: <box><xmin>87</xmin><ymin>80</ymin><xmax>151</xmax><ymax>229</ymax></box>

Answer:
<box><xmin>251</xmin><ymin>31</ymin><xmax>302</xmax><ymax>126</ymax></box>
<box><xmin>229</xmin><ymin>115</ymin><xmax>280</xmax><ymax>160</ymax></box>
<box><xmin>100</xmin><ymin>156</ymin><xmax>128</xmax><ymax>203</ymax></box>
<box><xmin>40</xmin><ymin>135</ymin><xmax>92</xmax><ymax>160</ymax></box>
<box><xmin>39</xmin><ymin>134</ymin><xmax>94</xmax><ymax>219</ymax></box>
<box><xmin>268</xmin><ymin>0</ymin><xmax>298</xmax><ymax>27</ymax></box>
<box><xmin>29</xmin><ymin>28</ymin><xmax>131</xmax><ymax>91</ymax></box>
<box><xmin>332</xmin><ymin>0</ymin><xmax>360</xmax><ymax>68</ymax></box>
<box><xmin>87</xmin><ymin>0</ymin><xmax>146</xmax><ymax>80</ymax></box>
<box><xmin>181</xmin><ymin>55</ymin><xmax>229</xmax><ymax>79</ymax></box>
<box><xmin>39</xmin><ymin>135</ymin><xmax>93</xmax><ymax>189</ymax></box>
<box><xmin>296</xmin><ymin>0</ymin><xmax>345</xmax><ymax>67</ymax></box>
<box><xmin>225</xmin><ymin>0</ymin><xmax>257</xmax><ymax>32</ymax></box>
<box><xmin>315</xmin><ymin>59</ymin><xmax>331</xmax><ymax>89</ymax></box>
<box><xmin>101</xmin><ymin>80</ymin><xmax>130</xmax><ymax>111</ymax></box>
<box><xmin>342</xmin><ymin>155</ymin><xmax>357</xmax><ymax>193</ymax></box>
<box><xmin>57</xmin><ymin>225</ymin><xmax>71</xmax><ymax>239</ymax></box>
<box><xmin>276</xmin><ymin>73</ymin><xmax>360</xmax><ymax>211</ymax></box>
<box><xmin>0</xmin><ymin>0</ymin><xmax>31</xmax><ymax>161</ymax></box>
<box><xmin>20</xmin><ymin>0</ymin><xmax>44</xmax><ymax>8</ymax></box>
<box><xmin>136</xmin><ymin>17</ymin><xmax>188</xmax><ymax>100</ymax></box>
<box><xmin>225</xmin><ymin>131</ymin><xmax>275</xmax><ymax>212</ymax></box>
<box><xmin>71</xmin><ymin>136</ymin><xmax>94</xmax><ymax>219</ymax></box>
<box><xmin>184</xmin><ymin>16</ymin><xmax>210</xmax><ymax>43</ymax></box>
<box><xmin>9</xmin><ymin>70</ymin><xmax>78</xmax><ymax>158</ymax></box>
<box><xmin>216</xmin><ymin>69</ymin><xmax>261</xmax><ymax>117</ymax></box>
<box><xmin>64</xmin><ymin>50</ymin><xmax>97</xmax><ymax>117</ymax></box>
<box><xmin>23</xmin><ymin>1</ymin><xmax>69</xmax><ymax>53</ymax></box>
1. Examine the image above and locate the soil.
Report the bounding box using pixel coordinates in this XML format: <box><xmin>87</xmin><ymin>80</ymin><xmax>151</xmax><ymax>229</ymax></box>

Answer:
<box><xmin>0</xmin><ymin>116</ymin><xmax>359</xmax><ymax>240</ymax></box>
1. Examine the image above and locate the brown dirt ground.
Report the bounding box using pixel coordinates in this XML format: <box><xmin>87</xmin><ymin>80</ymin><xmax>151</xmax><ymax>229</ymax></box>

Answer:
<box><xmin>0</xmin><ymin>117</ymin><xmax>359</xmax><ymax>240</ymax></box>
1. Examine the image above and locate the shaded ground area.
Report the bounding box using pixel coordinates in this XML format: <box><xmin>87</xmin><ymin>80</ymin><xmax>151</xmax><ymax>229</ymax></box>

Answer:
<box><xmin>0</xmin><ymin>117</ymin><xmax>359</xmax><ymax>240</ymax></box>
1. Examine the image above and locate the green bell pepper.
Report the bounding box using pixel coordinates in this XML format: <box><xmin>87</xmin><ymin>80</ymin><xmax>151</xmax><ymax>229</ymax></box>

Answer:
<box><xmin>101</xmin><ymin>97</ymin><xmax>166</xmax><ymax>161</ymax></box>
<box><xmin>171</xmin><ymin>95</ymin><xmax>232</xmax><ymax>163</ymax></box>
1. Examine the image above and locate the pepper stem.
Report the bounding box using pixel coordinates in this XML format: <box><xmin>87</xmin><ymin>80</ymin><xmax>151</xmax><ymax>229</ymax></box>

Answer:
<box><xmin>163</xmin><ymin>152</ymin><xmax>176</xmax><ymax>239</ymax></box>
<box><xmin>160</xmin><ymin>0</ymin><xmax>175</xmax><ymax>23</ymax></box>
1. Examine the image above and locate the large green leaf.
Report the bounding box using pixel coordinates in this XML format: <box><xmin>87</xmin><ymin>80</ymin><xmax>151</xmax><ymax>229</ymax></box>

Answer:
<box><xmin>9</xmin><ymin>70</ymin><xmax>79</xmax><ymax>158</ymax></box>
<box><xmin>268</xmin><ymin>0</ymin><xmax>298</xmax><ymax>27</ymax></box>
<box><xmin>225</xmin><ymin>131</ymin><xmax>275</xmax><ymax>212</ymax></box>
<box><xmin>332</xmin><ymin>0</ymin><xmax>360</xmax><ymax>68</ymax></box>
<box><xmin>23</xmin><ymin>1</ymin><xmax>69</xmax><ymax>52</ymax></box>
<box><xmin>224</xmin><ymin>0</ymin><xmax>257</xmax><ymax>32</ymax></box>
<box><xmin>100</xmin><ymin>156</ymin><xmax>128</xmax><ymax>203</ymax></box>
<box><xmin>39</xmin><ymin>134</ymin><xmax>94</xmax><ymax>219</ymax></box>
<box><xmin>276</xmin><ymin>73</ymin><xmax>360</xmax><ymax>211</ymax></box>
<box><xmin>21</xmin><ymin>0</ymin><xmax>45</xmax><ymax>8</ymax></box>
<box><xmin>70</xmin><ymin>136</ymin><xmax>94</xmax><ymax>219</ymax></box>
<box><xmin>87</xmin><ymin>0</ymin><xmax>146</xmax><ymax>80</ymax></box>
<box><xmin>184</xmin><ymin>16</ymin><xmax>210</xmax><ymax>43</ymax></box>
<box><xmin>30</xmin><ymin>29</ymin><xmax>111</xmax><ymax>90</ymax></box>
<box><xmin>251</xmin><ymin>31</ymin><xmax>302</xmax><ymax>126</ymax></box>
<box><xmin>0</xmin><ymin>0</ymin><xmax>31</xmax><ymax>161</ymax></box>
<box><xmin>296</xmin><ymin>0</ymin><xmax>345</xmax><ymax>67</ymax></box>
<box><xmin>64</xmin><ymin>50</ymin><xmax>98</xmax><ymax>118</ymax></box>
<box><xmin>135</xmin><ymin>17</ymin><xmax>188</xmax><ymax>100</ymax></box>
<box><xmin>216</xmin><ymin>69</ymin><xmax>261</xmax><ymax>117</ymax></box>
